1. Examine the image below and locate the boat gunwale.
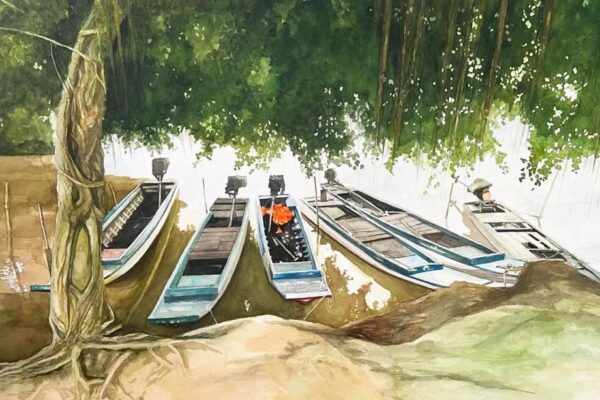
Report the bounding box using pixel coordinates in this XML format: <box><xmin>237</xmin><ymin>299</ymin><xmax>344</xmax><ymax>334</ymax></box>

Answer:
<box><xmin>299</xmin><ymin>199</ymin><xmax>445</xmax><ymax>289</ymax></box>
<box><xmin>323</xmin><ymin>183</ymin><xmax>506</xmax><ymax>266</ymax></box>
<box><xmin>298</xmin><ymin>198</ymin><xmax>444</xmax><ymax>274</ymax></box>
<box><xmin>256</xmin><ymin>195</ymin><xmax>320</xmax><ymax>275</ymax></box>
<box><xmin>30</xmin><ymin>181</ymin><xmax>180</xmax><ymax>291</ymax></box>
<box><xmin>255</xmin><ymin>194</ymin><xmax>331</xmax><ymax>299</ymax></box>
<box><xmin>462</xmin><ymin>199</ymin><xmax>600</xmax><ymax>280</ymax></box>
<box><xmin>170</xmin><ymin>198</ymin><xmax>250</xmax><ymax>291</ymax></box>
<box><xmin>102</xmin><ymin>181</ymin><xmax>179</xmax><ymax>267</ymax></box>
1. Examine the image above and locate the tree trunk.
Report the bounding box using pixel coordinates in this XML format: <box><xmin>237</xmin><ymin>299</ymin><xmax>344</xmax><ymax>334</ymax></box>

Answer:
<box><xmin>376</xmin><ymin>0</ymin><xmax>393</xmax><ymax>145</ymax></box>
<box><xmin>50</xmin><ymin>4</ymin><xmax>116</xmax><ymax>342</ymax></box>
<box><xmin>479</xmin><ymin>0</ymin><xmax>509</xmax><ymax>137</ymax></box>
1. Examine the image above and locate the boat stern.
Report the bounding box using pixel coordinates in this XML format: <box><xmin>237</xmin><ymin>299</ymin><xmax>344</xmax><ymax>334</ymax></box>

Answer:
<box><xmin>148</xmin><ymin>297</ymin><xmax>214</xmax><ymax>326</ymax></box>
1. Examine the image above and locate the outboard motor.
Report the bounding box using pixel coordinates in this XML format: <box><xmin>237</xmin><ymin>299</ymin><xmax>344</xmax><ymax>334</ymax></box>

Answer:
<box><xmin>324</xmin><ymin>168</ymin><xmax>338</xmax><ymax>184</ymax></box>
<box><xmin>225</xmin><ymin>175</ymin><xmax>247</xmax><ymax>197</ymax></box>
<box><xmin>468</xmin><ymin>178</ymin><xmax>493</xmax><ymax>202</ymax></box>
<box><xmin>268</xmin><ymin>175</ymin><xmax>286</xmax><ymax>197</ymax></box>
<box><xmin>225</xmin><ymin>175</ymin><xmax>246</xmax><ymax>227</ymax></box>
<box><xmin>152</xmin><ymin>157</ymin><xmax>170</xmax><ymax>206</ymax></box>
<box><xmin>267</xmin><ymin>175</ymin><xmax>286</xmax><ymax>231</ymax></box>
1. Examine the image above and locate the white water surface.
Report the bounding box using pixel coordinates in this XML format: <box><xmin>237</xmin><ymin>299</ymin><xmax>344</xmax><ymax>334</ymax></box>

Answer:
<box><xmin>104</xmin><ymin>119</ymin><xmax>600</xmax><ymax>278</ymax></box>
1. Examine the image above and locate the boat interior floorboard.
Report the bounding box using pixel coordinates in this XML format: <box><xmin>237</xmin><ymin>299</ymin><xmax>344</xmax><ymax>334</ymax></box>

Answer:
<box><xmin>105</xmin><ymin>187</ymin><xmax>172</xmax><ymax>249</ymax></box>
<box><xmin>367</xmin><ymin>238</ymin><xmax>413</xmax><ymax>258</ymax></box>
<box><xmin>261</xmin><ymin>199</ymin><xmax>309</xmax><ymax>264</ymax></box>
<box><xmin>189</xmin><ymin>227</ymin><xmax>240</xmax><ymax>260</ymax></box>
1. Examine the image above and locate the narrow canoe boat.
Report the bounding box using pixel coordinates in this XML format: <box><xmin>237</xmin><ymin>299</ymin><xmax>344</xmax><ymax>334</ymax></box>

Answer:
<box><xmin>463</xmin><ymin>178</ymin><xmax>600</xmax><ymax>281</ymax></box>
<box><xmin>101</xmin><ymin>180</ymin><xmax>179</xmax><ymax>282</ymax></box>
<box><xmin>319</xmin><ymin>184</ymin><xmax>522</xmax><ymax>280</ymax></box>
<box><xmin>256</xmin><ymin>175</ymin><xmax>331</xmax><ymax>303</ymax></box>
<box><xmin>30</xmin><ymin>158</ymin><xmax>178</xmax><ymax>291</ymax></box>
<box><xmin>300</xmin><ymin>195</ymin><xmax>509</xmax><ymax>289</ymax></box>
<box><xmin>148</xmin><ymin>176</ymin><xmax>249</xmax><ymax>325</ymax></box>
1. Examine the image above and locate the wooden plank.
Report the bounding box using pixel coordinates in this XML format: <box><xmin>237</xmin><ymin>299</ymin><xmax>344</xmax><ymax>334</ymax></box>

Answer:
<box><xmin>213</xmin><ymin>198</ymin><xmax>248</xmax><ymax>204</ymax></box>
<box><xmin>367</xmin><ymin>238</ymin><xmax>412</xmax><ymax>258</ymax></box>
<box><xmin>203</xmin><ymin>227</ymin><xmax>240</xmax><ymax>234</ymax></box>
<box><xmin>189</xmin><ymin>223</ymin><xmax>239</xmax><ymax>260</ymax></box>
<box><xmin>210</xmin><ymin>203</ymin><xmax>248</xmax><ymax>211</ymax></box>
<box><xmin>321</xmin><ymin>207</ymin><xmax>347</xmax><ymax>220</ymax></box>
<box><xmin>384</xmin><ymin>213</ymin><xmax>439</xmax><ymax>236</ymax></box>
<box><xmin>193</xmin><ymin>238</ymin><xmax>235</xmax><ymax>251</ymax></box>
<box><xmin>189</xmin><ymin>250</ymin><xmax>231</xmax><ymax>260</ymax></box>
<box><xmin>212</xmin><ymin>210</ymin><xmax>247</xmax><ymax>219</ymax></box>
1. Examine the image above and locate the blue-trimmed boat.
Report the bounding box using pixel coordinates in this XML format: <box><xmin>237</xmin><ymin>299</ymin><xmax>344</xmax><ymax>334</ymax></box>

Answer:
<box><xmin>148</xmin><ymin>176</ymin><xmax>249</xmax><ymax>325</ymax></box>
<box><xmin>256</xmin><ymin>175</ymin><xmax>331</xmax><ymax>303</ymax></box>
<box><xmin>318</xmin><ymin>170</ymin><xmax>523</xmax><ymax>280</ymax></box>
<box><xmin>463</xmin><ymin>178</ymin><xmax>600</xmax><ymax>281</ymax></box>
<box><xmin>299</xmin><ymin>194</ymin><xmax>506</xmax><ymax>289</ymax></box>
<box><xmin>30</xmin><ymin>158</ymin><xmax>178</xmax><ymax>292</ymax></box>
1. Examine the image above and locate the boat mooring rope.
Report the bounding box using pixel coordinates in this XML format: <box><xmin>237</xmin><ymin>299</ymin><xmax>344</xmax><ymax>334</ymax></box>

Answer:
<box><xmin>303</xmin><ymin>295</ymin><xmax>327</xmax><ymax>321</ymax></box>
<box><xmin>209</xmin><ymin>309</ymin><xmax>219</xmax><ymax>325</ymax></box>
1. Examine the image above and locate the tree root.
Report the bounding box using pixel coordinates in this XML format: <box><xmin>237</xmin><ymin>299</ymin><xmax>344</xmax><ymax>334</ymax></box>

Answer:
<box><xmin>97</xmin><ymin>350</ymin><xmax>132</xmax><ymax>399</ymax></box>
<box><xmin>0</xmin><ymin>319</ymin><xmax>252</xmax><ymax>399</ymax></box>
<box><xmin>0</xmin><ymin>341</ymin><xmax>72</xmax><ymax>380</ymax></box>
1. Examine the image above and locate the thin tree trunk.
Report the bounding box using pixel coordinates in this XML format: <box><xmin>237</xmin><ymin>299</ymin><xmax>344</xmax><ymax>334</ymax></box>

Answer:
<box><xmin>479</xmin><ymin>0</ymin><xmax>509</xmax><ymax>137</ymax></box>
<box><xmin>376</xmin><ymin>0</ymin><xmax>393</xmax><ymax>145</ymax></box>
<box><xmin>525</xmin><ymin>0</ymin><xmax>555</xmax><ymax>112</ymax></box>
<box><xmin>431</xmin><ymin>0</ymin><xmax>459</xmax><ymax>152</ymax></box>
<box><xmin>391</xmin><ymin>0</ymin><xmax>416</xmax><ymax>155</ymax></box>
<box><xmin>450</xmin><ymin>0</ymin><xmax>477</xmax><ymax>147</ymax></box>
<box><xmin>50</xmin><ymin>1</ymin><xmax>123</xmax><ymax>342</ymax></box>
<box><xmin>439</xmin><ymin>0</ymin><xmax>460</xmax><ymax>95</ymax></box>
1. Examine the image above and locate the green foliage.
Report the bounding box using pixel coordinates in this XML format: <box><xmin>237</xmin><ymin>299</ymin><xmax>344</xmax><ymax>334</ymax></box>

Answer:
<box><xmin>1</xmin><ymin>0</ymin><xmax>599</xmax><ymax>181</ymax></box>
<box><xmin>103</xmin><ymin>0</ymin><xmax>374</xmax><ymax>173</ymax></box>
<box><xmin>0</xmin><ymin>0</ymin><xmax>92</xmax><ymax>154</ymax></box>
<box><xmin>372</xmin><ymin>0</ymin><xmax>599</xmax><ymax>181</ymax></box>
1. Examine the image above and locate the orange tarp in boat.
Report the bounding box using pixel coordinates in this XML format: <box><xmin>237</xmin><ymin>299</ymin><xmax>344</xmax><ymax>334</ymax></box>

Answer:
<box><xmin>261</xmin><ymin>203</ymin><xmax>294</xmax><ymax>225</ymax></box>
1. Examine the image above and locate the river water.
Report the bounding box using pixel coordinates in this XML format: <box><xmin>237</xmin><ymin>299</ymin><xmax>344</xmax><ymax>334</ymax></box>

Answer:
<box><xmin>100</xmin><ymin>117</ymin><xmax>600</xmax><ymax>333</ymax></box>
<box><xmin>1</xmin><ymin>117</ymin><xmax>597</xmax><ymax>334</ymax></box>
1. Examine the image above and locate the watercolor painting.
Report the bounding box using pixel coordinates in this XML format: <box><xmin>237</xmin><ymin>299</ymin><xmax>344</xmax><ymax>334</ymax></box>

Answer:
<box><xmin>1</xmin><ymin>0</ymin><xmax>599</xmax><ymax>398</ymax></box>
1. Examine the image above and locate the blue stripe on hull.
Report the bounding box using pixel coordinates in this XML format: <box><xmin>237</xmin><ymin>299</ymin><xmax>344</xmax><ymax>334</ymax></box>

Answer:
<box><xmin>299</xmin><ymin>199</ymin><xmax>449</xmax><ymax>290</ymax></box>
<box><xmin>272</xmin><ymin>269</ymin><xmax>323</xmax><ymax>280</ymax></box>
<box><xmin>325</xmin><ymin>187</ymin><xmax>506</xmax><ymax>267</ymax></box>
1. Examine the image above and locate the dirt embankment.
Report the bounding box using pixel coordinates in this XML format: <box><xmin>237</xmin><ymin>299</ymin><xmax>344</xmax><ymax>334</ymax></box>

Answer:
<box><xmin>344</xmin><ymin>260</ymin><xmax>600</xmax><ymax>343</ymax></box>
<box><xmin>3</xmin><ymin>261</ymin><xmax>600</xmax><ymax>399</ymax></box>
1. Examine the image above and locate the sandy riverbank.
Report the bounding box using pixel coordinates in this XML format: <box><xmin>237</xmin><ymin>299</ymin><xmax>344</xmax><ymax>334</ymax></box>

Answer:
<box><xmin>2</xmin><ymin>261</ymin><xmax>600</xmax><ymax>399</ymax></box>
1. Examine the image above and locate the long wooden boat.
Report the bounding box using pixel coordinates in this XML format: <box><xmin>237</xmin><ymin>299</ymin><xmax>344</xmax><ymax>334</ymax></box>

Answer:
<box><xmin>30</xmin><ymin>180</ymin><xmax>179</xmax><ymax>292</ymax></box>
<box><xmin>102</xmin><ymin>180</ymin><xmax>179</xmax><ymax>282</ymax></box>
<box><xmin>320</xmin><ymin>181</ymin><xmax>524</xmax><ymax>279</ymax></box>
<box><xmin>256</xmin><ymin>177</ymin><xmax>331</xmax><ymax>302</ymax></box>
<box><xmin>463</xmin><ymin>199</ymin><xmax>600</xmax><ymax>281</ymax></box>
<box><xmin>300</xmin><ymin>196</ymin><xmax>510</xmax><ymax>289</ymax></box>
<box><xmin>148</xmin><ymin>194</ymin><xmax>250</xmax><ymax>325</ymax></box>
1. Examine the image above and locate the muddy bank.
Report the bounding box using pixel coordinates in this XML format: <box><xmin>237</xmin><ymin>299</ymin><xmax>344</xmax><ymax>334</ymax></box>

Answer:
<box><xmin>3</xmin><ymin>261</ymin><xmax>600</xmax><ymax>399</ymax></box>
<box><xmin>0</xmin><ymin>293</ymin><xmax>51</xmax><ymax>362</ymax></box>
<box><xmin>0</xmin><ymin>156</ymin><xmax>141</xmax><ymax>361</ymax></box>
<box><xmin>0</xmin><ymin>156</ymin><xmax>141</xmax><ymax>293</ymax></box>
<box><xmin>344</xmin><ymin>260</ymin><xmax>600</xmax><ymax>344</ymax></box>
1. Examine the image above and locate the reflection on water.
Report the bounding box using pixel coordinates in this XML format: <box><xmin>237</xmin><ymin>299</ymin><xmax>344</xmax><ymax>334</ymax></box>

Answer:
<box><xmin>101</xmin><ymin>118</ymin><xmax>600</xmax><ymax>334</ymax></box>
<box><xmin>109</xmin><ymin>197</ymin><xmax>428</xmax><ymax>335</ymax></box>
<box><xmin>304</xmin><ymin>222</ymin><xmax>428</xmax><ymax>326</ymax></box>
<box><xmin>0</xmin><ymin>258</ymin><xmax>24</xmax><ymax>293</ymax></box>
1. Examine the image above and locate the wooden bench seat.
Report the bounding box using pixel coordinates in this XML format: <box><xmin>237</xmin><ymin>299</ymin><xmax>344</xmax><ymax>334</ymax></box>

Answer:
<box><xmin>189</xmin><ymin>227</ymin><xmax>240</xmax><ymax>260</ymax></box>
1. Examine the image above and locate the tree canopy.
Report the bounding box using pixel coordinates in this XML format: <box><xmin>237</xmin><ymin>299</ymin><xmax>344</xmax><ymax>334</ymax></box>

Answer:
<box><xmin>1</xmin><ymin>0</ymin><xmax>599</xmax><ymax>182</ymax></box>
